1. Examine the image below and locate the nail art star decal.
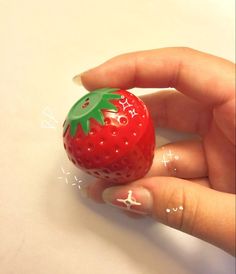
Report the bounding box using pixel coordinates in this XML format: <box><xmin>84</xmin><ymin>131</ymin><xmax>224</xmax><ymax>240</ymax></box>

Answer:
<box><xmin>117</xmin><ymin>190</ymin><xmax>141</xmax><ymax>210</ymax></box>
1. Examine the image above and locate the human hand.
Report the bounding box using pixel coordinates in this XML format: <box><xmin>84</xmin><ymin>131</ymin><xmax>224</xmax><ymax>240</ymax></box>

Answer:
<box><xmin>75</xmin><ymin>48</ymin><xmax>235</xmax><ymax>255</ymax></box>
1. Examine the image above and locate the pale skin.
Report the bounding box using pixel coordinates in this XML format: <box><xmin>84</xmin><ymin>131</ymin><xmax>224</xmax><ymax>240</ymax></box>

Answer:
<box><xmin>75</xmin><ymin>48</ymin><xmax>235</xmax><ymax>256</ymax></box>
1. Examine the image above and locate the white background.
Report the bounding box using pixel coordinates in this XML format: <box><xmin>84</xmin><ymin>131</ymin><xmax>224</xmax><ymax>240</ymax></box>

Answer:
<box><xmin>0</xmin><ymin>1</ymin><xmax>235</xmax><ymax>273</ymax></box>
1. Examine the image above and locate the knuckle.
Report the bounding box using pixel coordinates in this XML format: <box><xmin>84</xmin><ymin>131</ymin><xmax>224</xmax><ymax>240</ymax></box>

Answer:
<box><xmin>164</xmin><ymin>184</ymin><xmax>199</xmax><ymax>235</ymax></box>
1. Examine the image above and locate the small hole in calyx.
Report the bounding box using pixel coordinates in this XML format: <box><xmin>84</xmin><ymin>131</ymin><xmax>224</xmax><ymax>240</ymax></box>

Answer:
<box><xmin>82</xmin><ymin>98</ymin><xmax>90</xmax><ymax>108</ymax></box>
<box><xmin>104</xmin><ymin>118</ymin><xmax>111</xmax><ymax>125</ymax></box>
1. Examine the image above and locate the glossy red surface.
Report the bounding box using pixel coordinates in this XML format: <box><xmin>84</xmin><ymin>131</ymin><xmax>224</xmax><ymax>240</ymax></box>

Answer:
<box><xmin>63</xmin><ymin>89</ymin><xmax>155</xmax><ymax>184</ymax></box>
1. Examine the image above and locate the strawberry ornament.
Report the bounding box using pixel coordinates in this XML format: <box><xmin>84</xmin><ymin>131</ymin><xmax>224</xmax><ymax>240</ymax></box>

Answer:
<box><xmin>63</xmin><ymin>88</ymin><xmax>155</xmax><ymax>184</ymax></box>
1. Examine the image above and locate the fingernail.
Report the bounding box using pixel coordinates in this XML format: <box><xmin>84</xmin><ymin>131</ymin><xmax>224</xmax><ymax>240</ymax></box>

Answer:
<box><xmin>102</xmin><ymin>186</ymin><xmax>153</xmax><ymax>215</ymax></box>
<box><xmin>72</xmin><ymin>73</ymin><xmax>83</xmax><ymax>86</ymax></box>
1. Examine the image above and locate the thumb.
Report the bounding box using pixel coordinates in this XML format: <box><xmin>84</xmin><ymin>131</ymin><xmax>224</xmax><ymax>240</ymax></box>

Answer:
<box><xmin>102</xmin><ymin>177</ymin><xmax>235</xmax><ymax>255</ymax></box>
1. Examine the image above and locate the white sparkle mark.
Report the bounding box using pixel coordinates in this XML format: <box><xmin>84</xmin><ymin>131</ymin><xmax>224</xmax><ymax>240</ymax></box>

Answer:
<box><xmin>167</xmin><ymin>149</ymin><xmax>174</xmax><ymax>159</ymax></box>
<box><xmin>128</xmin><ymin>108</ymin><xmax>138</xmax><ymax>118</ymax></box>
<box><xmin>72</xmin><ymin>176</ymin><xmax>83</xmax><ymax>187</ymax></box>
<box><xmin>61</xmin><ymin>167</ymin><xmax>70</xmax><ymax>175</ymax></box>
<box><xmin>166</xmin><ymin>208</ymin><xmax>171</xmax><ymax>213</ymax></box>
<box><xmin>117</xmin><ymin>190</ymin><xmax>141</xmax><ymax>210</ymax></box>
<box><xmin>119</xmin><ymin>98</ymin><xmax>133</xmax><ymax>111</ymax></box>
<box><xmin>161</xmin><ymin>154</ymin><xmax>170</xmax><ymax>167</ymax></box>
<box><xmin>172</xmin><ymin>208</ymin><xmax>178</xmax><ymax>212</ymax></box>
<box><xmin>57</xmin><ymin>166</ymin><xmax>84</xmax><ymax>188</ymax></box>
<box><xmin>174</xmin><ymin>155</ymin><xmax>180</xmax><ymax>160</ymax></box>
<box><xmin>179</xmin><ymin>206</ymin><xmax>184</xmax><ymax>210</ymax></box>
<box><xmin>58</xmin><ymin>166</ymin><xmax>71</xmax><ymax>185</ymax></box>
<box><xmin>41</xmin><ymin>107</ymin><xmax>58</xmax><ymax>129</ymax></box>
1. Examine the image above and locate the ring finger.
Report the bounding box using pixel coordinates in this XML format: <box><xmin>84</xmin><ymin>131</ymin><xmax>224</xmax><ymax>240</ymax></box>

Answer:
<box><xmin>149</xmin><ymin>139</ymin><xmax>208</xmax><ymax>179</ymax></box>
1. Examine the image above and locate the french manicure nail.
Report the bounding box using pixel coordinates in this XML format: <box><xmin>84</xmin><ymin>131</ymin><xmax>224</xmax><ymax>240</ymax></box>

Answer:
<box><xmin>72</xmin><ymin>73</ymin><xmax>83</xmax><ymax>85</ymax></box>
<box><xmin>102</xmin><ymin>186</ymin><xmax>153</xmax><ymax>214</ymax></box>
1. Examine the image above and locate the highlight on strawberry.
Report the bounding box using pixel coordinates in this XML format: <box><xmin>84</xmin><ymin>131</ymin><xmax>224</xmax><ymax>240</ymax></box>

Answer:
<box><xmin>63</xmin><ymin>88</ymin><xmax>155</xmax><ymax>184</ymax></box>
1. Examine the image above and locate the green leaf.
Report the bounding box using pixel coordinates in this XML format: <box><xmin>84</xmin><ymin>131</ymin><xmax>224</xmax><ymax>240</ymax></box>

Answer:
<box><xmin>63</xmin><ymin>88</ymin><xmax>122</xmax><ymax>136</ymax></box>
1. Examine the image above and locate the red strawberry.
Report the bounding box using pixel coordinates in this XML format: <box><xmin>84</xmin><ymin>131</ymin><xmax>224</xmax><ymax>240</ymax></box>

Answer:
<box><xmin>63</xmin><ymin>88</ymin><xmax>155</xmax><ymax>184</ymax></box>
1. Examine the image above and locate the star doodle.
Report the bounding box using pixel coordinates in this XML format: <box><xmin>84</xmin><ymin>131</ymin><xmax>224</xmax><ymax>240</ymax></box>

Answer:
<box><xmin>166</xmin><ymin>149</ymin><xmax>174</xmax><ymax>159</ymax></box>
<box><xmin>71</xmin><ymin>175</ymin><xmax>83</xmax><ymax>187</ymax></box>
<box><xmin>57</xmin><ymin>166</ymin><xmax>85</xmax><ymax>190</ymax></box>
<box><xmin>117</xmin><ymin>190</ymin><xmax>141</xmax><ymax>210</ymax></box>
<box><xmin>58</xmin><ymin>166</ymin><xmax>70</xmax><ymax>184</ymax></box>
<box><xmin>41</xmin><ymin>106</ymin><xmax>58</xmax><ymax>129</ymax></box>
<box><xmin>161</xmin><ymin>154</ymin><xmax>170</xmax><ymax>167</ymax></box>
<box><xmin>161</xmin><ymin>148</ymin><xmax>180</xmax><ymax>171</ymax></box>
<box><xmin>128</xmin><ymin>108</ymin><xmax>138</xmax><ymax>118</ymax></box>
<box><xmin>119</xmin><ymin>98</ymin><xmax>133</xmax><ymax>111</ymax></box>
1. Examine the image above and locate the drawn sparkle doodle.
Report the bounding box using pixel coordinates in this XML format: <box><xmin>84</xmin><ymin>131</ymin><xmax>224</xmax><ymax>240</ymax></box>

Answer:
<box><xmin>161</xmin><ymin>148</ymin><xmax>180</xmax><ymax>172</ymax></box>
<box><xmin>41</xmin><ymin>106</ymin><xmax>58</xmax><ymax>129</ymax></box>
<box><xmin>58</xmin><ymin>166</ymin><xmax>71</xmax><ymax>184</ymax></box>
<box><xmin>161</xmin><ymin>154</ymin><xmax>170</xmax><ymax>167</ymax></box>
<box><xmin>166</xmin><ymin>149</ymin><xmax>174</xmax><ymax>159</ymax></box>
<box><xmin>128</xmin><ymin>108</ymin><xmax>138</xmax><ymax>118</ymax></box>
<box><xmin>58</xmin><ymin>166</ymin><xmax>83</xmax><ymax>188</ymax></box>
<box><xmin>117</xmin><ymin>190</ymin><xmax>142</xmax><ymax>210</ymax></box>
<box><xmin>119</xmin><ymin>97</ymin><xmax>133</xmax><ymax>111</ymax></box>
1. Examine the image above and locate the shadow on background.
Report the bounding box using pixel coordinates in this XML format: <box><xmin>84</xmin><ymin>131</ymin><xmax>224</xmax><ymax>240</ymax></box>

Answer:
<box><xmin>45</xmin><ymin>152</ymin><xmax>235</xmax><ymax>274</ymax></box>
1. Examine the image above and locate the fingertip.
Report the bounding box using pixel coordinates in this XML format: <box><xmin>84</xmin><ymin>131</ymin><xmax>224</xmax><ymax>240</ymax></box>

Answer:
<box><xmin>73</xmin><ymin>70</ymin><xmax>97</xmax><ymax>91</ymax></box>
<box><xmin>75</xmin><ymin>67</ymin><xmax>106</xmax><ymax>91</ymax></box>
<box><xmin>87</xmin><ymin>180</ymin><xmax>116</xmax><ymax>203</ymax></box>
<box><xmin>73</xmin><ymin>54</ymin><xmax>136</xmax><ymax>91</ymax></box>
<box><xmin>73</xmin><ymin>74</ymin><xmax>83</xmax><ymax>86</ymax></box>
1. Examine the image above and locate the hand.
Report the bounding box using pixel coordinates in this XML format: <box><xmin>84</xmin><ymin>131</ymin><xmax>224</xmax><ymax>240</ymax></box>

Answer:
<box><xmin>75</xmin><ymin>47</ymin><xmax>235</xmax><ymax>255</ymax></box>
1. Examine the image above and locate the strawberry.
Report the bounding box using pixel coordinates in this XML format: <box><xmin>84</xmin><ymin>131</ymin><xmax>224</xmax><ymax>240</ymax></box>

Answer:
<box><xmin>63</xmin><ymin>88</ymin><xmax>155</xmax><ymax>184</ymax></box>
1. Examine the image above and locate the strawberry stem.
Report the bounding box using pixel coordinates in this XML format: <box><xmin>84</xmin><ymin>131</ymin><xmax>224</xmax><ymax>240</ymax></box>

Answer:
<box><xmin>63</xmin><ymin>88</ymin><xmax>121</xmax><ymax>136</ymax></box>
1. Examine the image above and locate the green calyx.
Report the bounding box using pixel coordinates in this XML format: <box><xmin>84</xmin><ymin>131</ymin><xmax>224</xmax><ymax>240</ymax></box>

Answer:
<box><xmin>63</xmin><ymin>88</ymin><xmax>121</xmax><ymax>136</ymax></box>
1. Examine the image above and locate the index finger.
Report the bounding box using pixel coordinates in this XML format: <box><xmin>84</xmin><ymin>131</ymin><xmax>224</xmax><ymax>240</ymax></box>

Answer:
<box><xmin>78</xmin><ymin>47</ymin><xmax>235</xmax><ymax>106</ymax></box>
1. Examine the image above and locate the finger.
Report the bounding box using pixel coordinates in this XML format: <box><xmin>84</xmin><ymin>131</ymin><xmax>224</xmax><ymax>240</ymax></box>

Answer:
<box><xmin>111</xmin><ymin>177</ymin><xmax>210</xmax><ymax>219</ymax></box>
<box><xmin>78</xmin><ymin>47</ymin><xmax>235</xmax><ymax>105</ymax></box>
<box><xmin>189</xmin><ymin>177</ymin><xmax>210</xmax><ymax>187</ymax></box>
<box><xmin>102</xmin><ymin>177</ymin><xmax>235</xmax><ymax>255</ymax></box>
<box><xmin>140</xmin><ymin>90</ymin><xmax>211</xmax><ymax>135</ymax></box>
<box><xmin>87</xmin><ymin>139</ymin><xmax>209</xmax><ymax>202</ymax></box>
<box><xmin>149</xmin><ymin>140</ymin><xmax>208</xmax><ymax>179</ymax></box>
<box><xmin>87</xmin><ymin>177</ymin><xmax>210</xmax><ymax>204</ymax></box>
